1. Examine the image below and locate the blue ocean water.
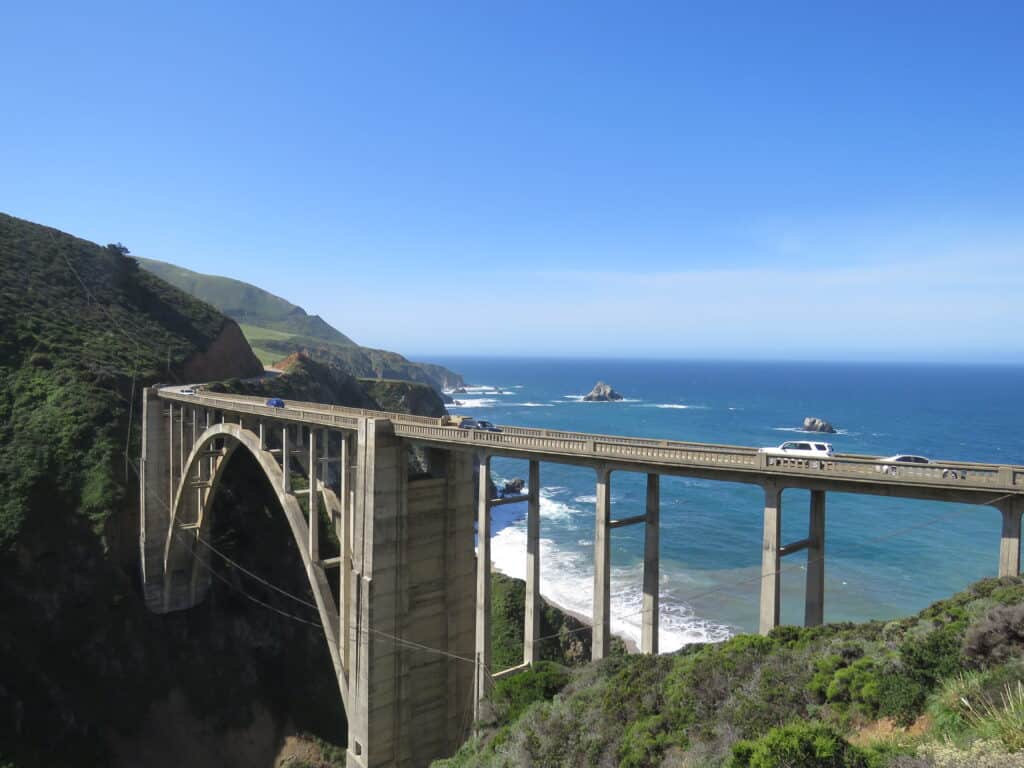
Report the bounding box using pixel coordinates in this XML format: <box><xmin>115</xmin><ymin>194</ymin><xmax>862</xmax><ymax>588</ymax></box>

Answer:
<box><xmin>431</xmin><ymin>357</ymin><xmax>1024</xmax><ymax>649</ymax></box>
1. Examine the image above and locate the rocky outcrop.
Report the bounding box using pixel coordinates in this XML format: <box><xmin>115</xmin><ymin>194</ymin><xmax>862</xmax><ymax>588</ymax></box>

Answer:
<box><xmin>182</xmin><ymin>320</ymin><xmax>263</xmax><ymax>383</ymax></box>
<box><xmin>583</xmin><ymin>381</ymin><xmax>624</xmax><ymax>402</ymax></box>
<box><xmin>802</xmin><ymin>417</ymin><xmax>837</xmax><ymax>434</ymax></box>
<box><xmin>502</xmin><ymin>478</ymin><xmax>525</xmax><ymax>496</ymax></box>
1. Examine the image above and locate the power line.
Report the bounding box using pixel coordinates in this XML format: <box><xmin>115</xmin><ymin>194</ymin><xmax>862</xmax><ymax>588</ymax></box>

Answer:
<box><xmin>173</xmin><ymin>527</ymin><xmax>324</xmax><ymax>629</ymax></box>
<box><xmin>189</xmin><ymin>531</ymin><xmax>320</xmax><ymax>611</ymax></box>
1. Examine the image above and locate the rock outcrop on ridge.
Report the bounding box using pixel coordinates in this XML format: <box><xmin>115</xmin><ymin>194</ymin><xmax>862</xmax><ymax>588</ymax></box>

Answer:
<box><xmin>583</xmin><ymin>381</ymin><xmax>625</xmax><ymax>401</ymax></box>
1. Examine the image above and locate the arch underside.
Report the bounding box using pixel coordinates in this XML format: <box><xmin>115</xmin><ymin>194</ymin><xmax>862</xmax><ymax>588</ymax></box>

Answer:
<box><xmin>163</xmin><ymin>422</ymin><xmax>348</xmax><ymax>710</ymax></box>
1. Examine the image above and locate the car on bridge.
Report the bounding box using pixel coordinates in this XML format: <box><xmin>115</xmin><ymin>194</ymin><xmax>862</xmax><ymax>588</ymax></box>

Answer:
<box><xmin>759</xmin><ymin>441</ymin><xmax>834</xmax><ymax>468</ymax></box>
<box><xmin>875</xmin><ymin>454</ymin><xmax>963</xmax><ymax>479</ymax></box>
<box><xmin>475</xmin><ymin>420</ymin><xmax>502</xmax><ymax>432</ymax></box>
<box><xmin>266</xmin><ymin>397</ymin><xmax>286</xmax><ymax>409</ymax></box>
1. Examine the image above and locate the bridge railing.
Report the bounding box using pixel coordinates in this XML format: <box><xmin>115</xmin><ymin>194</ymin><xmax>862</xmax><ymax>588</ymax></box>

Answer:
<box><xmin>764</xmin><ymin>453</ymin><xmax>1008</xmax><ymax>490</ymax></box>
<box><xmin>158</xmin><ymin>390</ymin><xmax>1022</xmax><ymax>494</ymax></box>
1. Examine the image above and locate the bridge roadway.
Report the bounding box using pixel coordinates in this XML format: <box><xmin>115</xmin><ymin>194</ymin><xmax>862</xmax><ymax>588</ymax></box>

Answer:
<box><xmin>159</xmin><ymin>386</ymin><xmax>1023</xmax><ymax>505</ymax></box>
<box><xmin>147</xmin><ymin>385</ymin><xmax>1024</xmax><ymax>767</ymax></box>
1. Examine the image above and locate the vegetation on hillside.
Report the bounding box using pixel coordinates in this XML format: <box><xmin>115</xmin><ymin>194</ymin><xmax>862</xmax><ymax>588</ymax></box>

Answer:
<box><xmin>0</xmin><ymin>213</ymin><xmax>253</xmax><ymax>551</ymax></box>
<box><xmin>138</xmin><ymin>258</ymin><xmax>464</xmax><ymax>391</ymax></box>
<box><xmin>0</xmin><ymin>214</ymin><xmax>362</xmax><ymax>767</ymax></box>
<box><xmin>436</xmin><ymin>577</ymin><xmax>1024</xmax><ymax>768</ymax></box>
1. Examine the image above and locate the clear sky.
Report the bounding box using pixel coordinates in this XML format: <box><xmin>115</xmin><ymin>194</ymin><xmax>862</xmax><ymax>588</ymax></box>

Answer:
<box><xmin>2</xmin><ymin>2</ymin><xmax>1022</xmax><ymax>362</ymax></box>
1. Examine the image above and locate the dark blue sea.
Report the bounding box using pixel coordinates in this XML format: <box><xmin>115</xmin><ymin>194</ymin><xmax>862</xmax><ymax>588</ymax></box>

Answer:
<box><xmin>429</xmin><ymin>357</ymin><xmax>1024</xmax><ymax>648</ymax></box>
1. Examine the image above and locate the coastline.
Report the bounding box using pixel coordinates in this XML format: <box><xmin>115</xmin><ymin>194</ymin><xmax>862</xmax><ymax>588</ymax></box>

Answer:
<box><xmin>492</xmin><ymin>563</ymin><xmax>641</xmax><ymax>655</ymax></box>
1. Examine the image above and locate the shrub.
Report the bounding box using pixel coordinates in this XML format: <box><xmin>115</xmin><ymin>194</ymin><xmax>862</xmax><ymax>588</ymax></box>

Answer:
<box><xmin>727</xmin><ymin>722</ymin><xmax>869</xmax><ymax>768</ymax></box>
<box><xmin>964</xmin><ymin>604</ymin><xmax>1024</xmax><ymax>668</ymax></box>
<box><xmin>490</xmin><ymin>661</ymin><xmax>569</xmax><ymax>723</ymax></box>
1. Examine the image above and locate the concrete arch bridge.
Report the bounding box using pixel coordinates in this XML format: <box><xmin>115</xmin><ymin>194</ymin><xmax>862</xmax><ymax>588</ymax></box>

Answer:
<box><xmin>140</xmin><ymin>386</ymin><xmax>1024</xmax><ymax>767</ymax></box>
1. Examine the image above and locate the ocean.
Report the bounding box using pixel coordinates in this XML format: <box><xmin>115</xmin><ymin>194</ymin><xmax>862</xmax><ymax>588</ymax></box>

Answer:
<box><xmin>429</xmin><ymin>357</ymin><xmax>1024</xmax><ymax>650</ymax></box>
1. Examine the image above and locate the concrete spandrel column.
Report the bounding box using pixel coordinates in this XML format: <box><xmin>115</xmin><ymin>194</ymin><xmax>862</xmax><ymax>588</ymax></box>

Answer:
<box><xmin>999</xmin><ymin>499</ymin><xmax>1022</xmax><ymax>577</ymax></box>
<box><xmin>339</xmin><ymin>431</ymin><xmax>351</xmax><ymax>677</ymax></box>
<box><xmin>475</xmin><ymin>454</ymin><xmax>492</xmax><ymax>715</ymax></box>
<box><xmin>308</xmin><ymin>428</ymin><xmax>319</xmax><ymax>562</ymax></box>
<box><xmin>805</xmin><ymin>490</ymin><xmax>826</xmax><ymax>627</ymax></box>
<box><xmin>524</xmin><ymin>460</ymin><xmax>541</xmax><ymax>665</ymax></box>
<box><xmin>282</xmin><ymin>424</ymin><xmax>291</xmax><ymax>492</ymax></box>
<box><xmin>642</xmin><ymin>474</ymin><xmax>660</xmax><ymax>655</ymax></box>
<box><xmin>592</xmin><ymin>467</ymin><xmax>612</xmax><ymax>661</ymax></box>
<box><xmin>759</xmin><ymin>483</ymin><xmax>782</xmax><ymax>635</ymax></box>
<box><xmin>168</xmin><ymin>402</ymin><xmax>175</xmax><ymax>499</ymax></box>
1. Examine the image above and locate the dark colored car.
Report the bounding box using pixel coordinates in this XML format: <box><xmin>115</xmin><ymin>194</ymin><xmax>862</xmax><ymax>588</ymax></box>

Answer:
<box><xmin>475</xmin><ymin>420</ymin><xmax>502</xmax><ymax>432</ymax></box>
<box><xmin>266</xmin><ymin>397</ymin><xmax>286</xmax><ymax>408</ymax></box>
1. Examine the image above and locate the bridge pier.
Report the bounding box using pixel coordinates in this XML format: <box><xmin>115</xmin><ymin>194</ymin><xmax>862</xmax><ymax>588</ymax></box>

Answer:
<box><xmin>474</xmin><ymin>454</ymin><xmax>492</xmax><ymax>719</ymax></box>
<box><xmin>999</xmin><ymin>498</ymin><xmax>1022</xmax><ymax>577</ymax></box>
<box><xmin>348</xmin><ymin>420</ymin><xmax>476</xmax><ymax>767</ymax></box>
<box><xmin>805</xmin><ymin>490</ymin><xmax>826</xmax><ymax>627</ymax></box>
<box><xmin>524</xmin><ymin>460</ymin><xmax>541</xmax><ymax>665</ymax></box>
<box><xmin>759</xmin><ymin>483</ymin><xmax>782</xmax><ymax>634</ymax></box>
<box><xmin>642</xmin><ymin>474</ymin><xmax>660</xmax><ymax>655</ymax></box>
<box><xmin>760</xmin><ymin>486</ymin><xmax>828</xmax><ymax>633</ymax></box>
<box><xmin>593</xmin><ymin>467</ymin><xmax>612</xmax><ymax>660</ymax></box>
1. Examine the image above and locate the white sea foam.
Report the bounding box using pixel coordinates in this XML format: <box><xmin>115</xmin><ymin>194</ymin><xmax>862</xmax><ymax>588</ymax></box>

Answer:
<box><xmin>489</xmin><ymin>526</ymin><xmax>733</xmax><ymax>651</ymax></box>
<box><xmin>572</xmin><ymin>493</ymin><xmax>623</xmax><ymax>504</ymax></box>
<box><xmin>646</xmin><ymin>403</ymin><xmax>708</xmax><ymax>410</ymax></box>
<box><xmin>449</xmin><ymin>398</ymin><xmax>499</xmax><ymax>408</ymax></box>
<box><xmin>564</xmin><ymin>395</ymin><xmax>643</xmax><ymax>403</ymax></box>
<box><xmin>509</xmin><ymin>402</ymin><xmax>548</xmax><ymax>407</ymax></box>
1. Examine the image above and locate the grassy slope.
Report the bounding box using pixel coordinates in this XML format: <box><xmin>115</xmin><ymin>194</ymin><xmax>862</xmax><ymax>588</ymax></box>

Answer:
<box><xmin>138</xmin><ymin>259</ymin><xmax>465</xmax><ymax>390</ymax></box>
<box><xmin>437</xmin><ymin>577</ymin><xmax>1024</xmax><ymax>768</ymax></box>
<box><xmin>138</xmin><ymin>258</ymin><xmax>355</xmax><ymax>345</ymax></box>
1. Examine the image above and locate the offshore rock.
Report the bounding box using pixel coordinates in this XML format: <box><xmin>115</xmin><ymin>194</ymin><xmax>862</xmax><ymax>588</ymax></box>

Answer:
<box><xmin>502</xmin><ymin>478</ymin><xmax>525</xmax><ymax>496</ymax></box>
<box><xmin>583</xmin><ymin>381</ymin><xmax>624</xmax><ymax>402</ymax></box>
<box><xmin>803</xmin><ymin>416</ymin><xmax>837</xmax><ymax>433</ymax></box>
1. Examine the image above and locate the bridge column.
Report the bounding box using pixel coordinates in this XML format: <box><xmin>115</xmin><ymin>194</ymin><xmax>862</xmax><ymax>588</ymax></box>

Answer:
<box><xmin>524</xmin><ymin>460</ymin><xmax>541</xmax><ymax>665</ymax></box>
<box><xmin>593</xmin><ymin>467</ymin><xmax>612</xmax><ymax>660</ymax></box>
<box><xmin>348</xmin><ymin>418</ymin><xmax>406</xmax><ymax>768</ymax></box>
<box><xmin>805</xmin><ymin>490</ymin><xmax>826</xmax><ymax>627</ymax></box>
<box><xmin>759</xmin><ymin>483</ymin><xmax>782</xmax><ymax>635</ymax></box>
<box><xmin>642</xmin><ymin>474</ymin><xmax>660</xmax><ymax>655</ymax></box>
<box><xmin>308</xmin><ymin>428</ymin><xmax>319</xmax><ymax>562</ymax></box>
<box><xmin>282</xmin><ymin>424</ymin><xmax>291</xmax><ymax>492</ymax></box>
<box><xmin>999</xmin><ymin>499</ymin><xmax>1022</xmax><ymax>577</ymax></box>
<box><xmin>474</xmin><ymin>454</ymin><xmax>492</xmax><ymax>717</ymax></box>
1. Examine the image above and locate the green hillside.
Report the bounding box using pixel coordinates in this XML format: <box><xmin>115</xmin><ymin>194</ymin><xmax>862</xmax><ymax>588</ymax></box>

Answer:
<box><xmin>437</xmin><ymin>577</ymin><xmax>1024</xmax><ymax>768</ymax></box>
<box><xmin>138</xmin><ymin>258</ymin><xmax>355</xmax><ymax>345</ymax></box>
<box><xmin>138</xmin><ymin>258</ymin><xmax>464</xmax><ymax>392</ymax></box>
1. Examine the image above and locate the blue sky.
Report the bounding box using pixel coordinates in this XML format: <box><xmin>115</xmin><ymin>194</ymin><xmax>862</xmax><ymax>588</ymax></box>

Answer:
<box><xmin>2</xmin><ymin>2</ymin><xmax>1022</xmax><ymax>361</ymax></box>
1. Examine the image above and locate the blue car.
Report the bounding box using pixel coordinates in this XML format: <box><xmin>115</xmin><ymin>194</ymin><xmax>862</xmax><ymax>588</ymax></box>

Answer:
<box><xmin>266</xmin><ymin>397</ymin><xmax>286</xmax><ymax>408</ymax></box>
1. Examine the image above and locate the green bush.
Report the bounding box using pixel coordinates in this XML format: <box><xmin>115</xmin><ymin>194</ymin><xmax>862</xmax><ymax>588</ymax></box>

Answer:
<box><xmin>727</xmin><ymin>722</ymin><xmax>869</xmax><ymax>768</ymax></box>
<box><xmin>490</xmin><ymin>662</ymin><xmax>569</xmax><ymax>722</ymax></box>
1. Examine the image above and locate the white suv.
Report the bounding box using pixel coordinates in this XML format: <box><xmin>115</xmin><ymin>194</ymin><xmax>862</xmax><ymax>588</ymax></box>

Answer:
<box><xmin>760</xmin><ymin>441</ymin><xmax>835</xmax><ymax>458</ymax></box>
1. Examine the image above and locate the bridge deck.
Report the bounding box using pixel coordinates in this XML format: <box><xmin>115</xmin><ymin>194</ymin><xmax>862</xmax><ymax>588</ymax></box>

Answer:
<box><xmin>158</xmin><ymin>387</ymin><xmax>1023</xmax><ymax>505</ymax></box>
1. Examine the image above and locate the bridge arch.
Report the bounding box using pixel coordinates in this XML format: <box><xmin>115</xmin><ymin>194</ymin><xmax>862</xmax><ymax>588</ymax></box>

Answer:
<box><xmin>162</xmin><ymin>422</ymin><xmax>347</xmax><ymax>708</ymax></box>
